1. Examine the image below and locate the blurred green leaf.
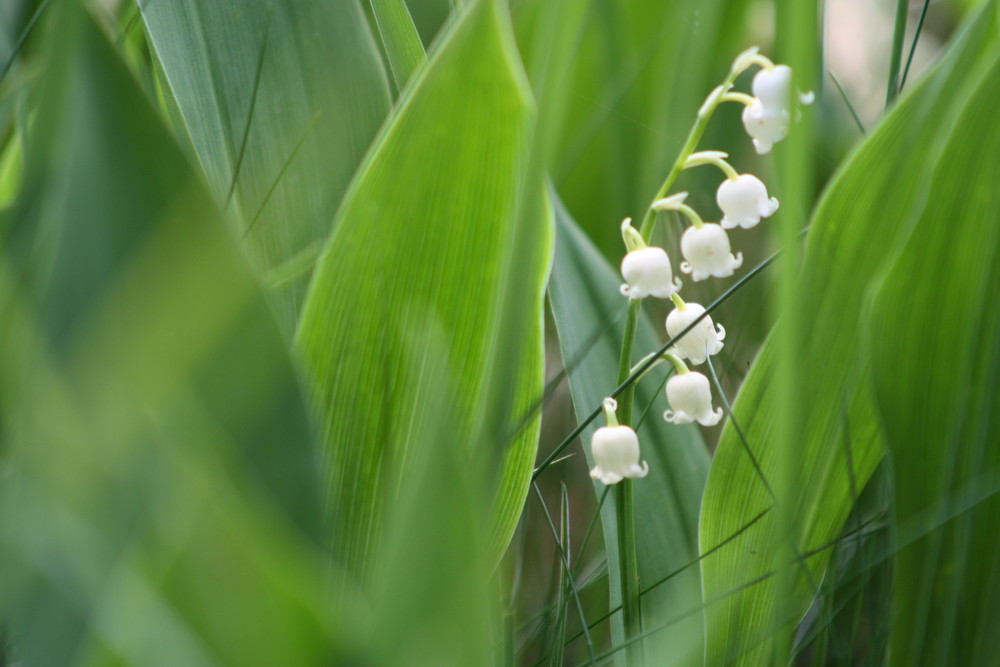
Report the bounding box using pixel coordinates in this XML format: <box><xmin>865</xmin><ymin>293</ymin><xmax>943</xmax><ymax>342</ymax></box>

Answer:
<box><xmin>790</xmin><ymin>463</ymin><xmax>893</xmax><ymax>665</ymax></box>
<box><xmin>547</xmin><ymin>197</ymin><xmax>709</xmax><ymax>663</ymax></box>
<box><xmin>0</xmin><ymin>78</ymin><xmax>27</xmax><ymax>208</ymax></box>
<box><xmin>0</xmin><ymin>5</ymin><xmax>336</xmax><ymax>663</ymax></box>
<box><xmin>369</xmin><ymin>334</ymin><xmax>497</xmax><ymax>666</ymax></box>
<box><xmin>698</xmin><ymin>8</ymin><xmax>1000</xmax><ymax>664</ymax></box>
<box><xmin>369</xmin><ymin>0</ymin><xmax>427</xmax><ymax>91</ymax></box>
<box><xmin>140</xmin><ymin>0</ymin><xmax>391</xmax><ymax>333</ymax></box>
<box><xmin>295</xmin><ymin>0</ymin><xmax>547</xmax><ymax>584</ymax></box>
<box><xmin>0</xmin><ymin>0</ymin><xmax>37</xmax><ymax>73</ymax></box>
<box><xmin>518</xmin><ymin>0</ymin><xmax>752</xmax><ymax>257</ymax></box>
<box><xmin>405</xmin><ymin>0</ymin><xmax>452</xmax><ymax>46</ymax></box>
<box><xmin>870</xmin><ymin>50</ymin><xmax>1000</xmax><ymax>667</ymax></box>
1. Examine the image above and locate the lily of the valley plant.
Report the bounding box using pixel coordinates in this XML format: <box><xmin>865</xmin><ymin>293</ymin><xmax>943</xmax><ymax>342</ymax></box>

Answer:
<box><xmin>593</xmin><ymin>45</ymin><xmax>812</xmax><ymax>660</ymax></box>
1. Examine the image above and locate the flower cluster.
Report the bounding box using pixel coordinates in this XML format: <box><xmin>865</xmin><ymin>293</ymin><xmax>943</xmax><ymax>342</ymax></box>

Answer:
<box><xmin>593</xmin><ymin>48</ymin><xmax>812</xmax><ymax>484</ymax></box>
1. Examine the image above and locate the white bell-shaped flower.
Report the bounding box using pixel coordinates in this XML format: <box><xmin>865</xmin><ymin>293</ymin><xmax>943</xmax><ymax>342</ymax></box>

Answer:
<box><xmin>752</xmin><ymin>65</ymin><xmax>793</xmax><ymax>111</ymax></box>
<box><xmin>666</xmin><ymin>300</ymin><xmax>725</xmax><ymax>365</ymax></box>
<box><xmin>752</xmin><ymin>64</ymin><xmax>816</xmax><ymax>111</ymax></box>
<box><xmin>590</xmin><ymin>425</ymin><xmax>649</xmax><ymax>485</ymax></box>
<box><xmin>716</xmin><ymin>174</ymin><xmax>779</xmax><ymax>230</ymax></box>
<box><xmin>663</xmin><ymin>371</ymin><xmax>723</xmax><ymax>427</ymax></box>
<box><xmin>741</xmin><ymin>100</ymin><xmax>790</xmax><ymax>155</ymax></box>
<box><xmin>620</xmin><ymin>246</ymin><xmax>682</xmax><ymax>299</ymax></box>
<box><xmin>738</xmin><ymin>63</ymin><xmax>814</xmax><ymax>154</ymax></box>
<box><xmin>679</xmin><ymin>223</ymin><xmax>743</xmax><ymax>281</ymax></box>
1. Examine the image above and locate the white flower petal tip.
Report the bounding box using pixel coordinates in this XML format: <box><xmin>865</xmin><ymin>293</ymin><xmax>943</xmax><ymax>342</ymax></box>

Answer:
<box><xmin>680</xmin><ymin>224</ymin><xmax>743</xmax><ymax>281</ymax></box>
<box><xmin>699</xmin><ymin>408</ymin><xmax>724</xmax><ymax>427</ymax></box>
<box><xmin>717</xmin><ymin>175</ymin><xmax>780</xmax><ymax>230</ymax></box>
<box><xmin>665</xmin><ymin>372</ymin><xmax>723</xmax><ymax>428</ymax></box>
<box><xmin>589</xmin><ymin>425</ymin><xmax>649</xmax><ymax>486</ymax></box>
<box><xmin>651</xmin><ymin>192</ymin><xmax>689</xmax><ymax>211</ymax></box>
<box><xmin>620</xmin><ymin>246</ymin><xmax>680</xmax><ymax>299</ymax></box>
<box><xmin>663</xmin><ymin>409</ymin><xmax>693</xmax><ymax>425</ymax></box>
<box><xmin>799</xmin><ymin>91</ymin><xmax>816</xmax><ymax>105</ymax></box>
<box><xmin>666</xmin><ymin>302</ymin><xmax>725</xmax><ymax>366</ymax></box>
<box><xmin>590</xmin><ymin>468</ymin><xmax>623</xmax><ymax>485</ymax></box>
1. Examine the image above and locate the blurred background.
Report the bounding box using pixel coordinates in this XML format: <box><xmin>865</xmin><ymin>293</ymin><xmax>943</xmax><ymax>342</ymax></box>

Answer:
<box><xmin>0</xmin><ymin>0</ymin><xmax>988</xmax><ymax>664</ymax></box>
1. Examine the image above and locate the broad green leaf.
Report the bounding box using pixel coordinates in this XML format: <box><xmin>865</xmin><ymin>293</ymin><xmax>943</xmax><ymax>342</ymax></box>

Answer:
<box><xmin>0</xmin><ymin>6</ymin><xmax>334</xmax><ymax>663</ymax></box>
<box><xmin>369</xmin><ymin>0</ymin><xmax>426</xmax><ymax>91</ymax></box>
<box><xmin>369</xmin><ymin>338</ymin><xmax>497</xmax><ymax>665</ymax></box>
<box><xmin>547</xmin><ymin>197</ymin><xmax>709</xmax><ymax>663</ymax></box>
<box><xmin>295</xmin><ymin>0</ymin><xmax>547</xmax><ymax>584</ymax></box>
<box><xmin>698</xmin><ymin>8</ymin><xmax>1000</xmax><ymax>664</ymax></box>
<box><xmin>140</xmin><ymin>0</ymin><xmax>391</xmax><ymax>333</ymax></box>
<box><xmin>870</xmin><ymin>52</ymin><xmax>1000</xmax><ymax>667</ymax></box>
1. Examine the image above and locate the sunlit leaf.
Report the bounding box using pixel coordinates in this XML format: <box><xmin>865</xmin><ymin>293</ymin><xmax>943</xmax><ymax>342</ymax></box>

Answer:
<box><xmin>295</xmin><ymin>0</ymin><xmax>547</xmax><ymax>584</ymax></box>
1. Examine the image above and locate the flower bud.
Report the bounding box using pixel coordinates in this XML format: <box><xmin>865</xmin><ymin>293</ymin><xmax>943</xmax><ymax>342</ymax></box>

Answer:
<box><xmin>620</xmin><ymin>246</ymin><xmax>682</xmax><ymax>299</ymax></box>
<box><xmin>589</xmin><ymin>425</ymin><xmax>649</xmax><ymax>485</ymax></box>
<box><xmin>716</xmin><ymin>174</ymin><xmax>779</xmax><ymax>230</ymax></box>
<box><xmin>666</xmin><ymin>302</ymin><xmax>725</xmax><ymax>365</ymax></box>
<box><xmin>679</xmin><ymin>224</ymin><xmax>743</xmax><ymax>281</ymax></box>
<box><xmin>663</xmin><ymin>372</ymin><xmax>723</xmax><ymax>427</ymax></box>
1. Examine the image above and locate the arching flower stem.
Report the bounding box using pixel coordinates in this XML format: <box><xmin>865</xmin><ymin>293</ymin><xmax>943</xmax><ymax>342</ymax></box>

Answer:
<box><xmin>685</xmin><ymin>150</ymin><xmax>741</xmax><ymax>181</ymax></box>
<box><xmin>615</xmin><ymin>42</ymin><xmax>750</xmax><ymax>436</ymax></box>
<box><xmin>620</xmin><ymin>217</ymin><xmax>646</xmax><ymax>252</ymax></box>
<box><xmin>721</xmin><ymin>91</ymin><xmax>757</xmax><ymax>107</ymax></box>
<box><xmin>731</xmin><ymin>46</ymin><xmax>774</xmax><ymax>76</ymax></box>
<box><xmin>602</xmin><ymin>397</ymin><xmax>620</xmax><ymax>427</ymax></box>
<box><xmin>628</xmin><ymin>350</ymin><xmax>690</xmax><ymax>381</ymax></box>
<box><xmin>675</xmin><ymin>203</ymin><xmax>705</xmax><ymax>228</ymax></box>
<box><xmin>671</xmin><ymin>292</ymin><xmax>687</xmax><ymax>310</ymax></box>
<box><xmin>744</xmin><ymin>54</ymin><xmax>775</xmax><ymax>73</ymax></box>
<box><xmin>664</xmin><ymin>351</ymin><xmax>690</xmax><ymax>375</ymax></box>
<box><xmin>651</xmin><ymin>194</ymin><xmax>705</xmax><ymax>229</ymax></box>
<box><xmin>618</xmin><ymin>58</ymin><xmax>751</xmax><ymax>419</ymax></box>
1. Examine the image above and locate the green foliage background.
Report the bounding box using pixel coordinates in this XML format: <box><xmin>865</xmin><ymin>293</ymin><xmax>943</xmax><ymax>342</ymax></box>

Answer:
<box><xmin>0</xmin><ymin>0</ymin><xmax>998</xmax><ymax>664</ymax></box>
